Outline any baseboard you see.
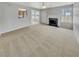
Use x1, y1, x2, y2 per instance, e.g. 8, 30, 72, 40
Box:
1, 24, 33, 35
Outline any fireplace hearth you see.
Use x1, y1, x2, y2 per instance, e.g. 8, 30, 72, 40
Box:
49, 18, 58, 27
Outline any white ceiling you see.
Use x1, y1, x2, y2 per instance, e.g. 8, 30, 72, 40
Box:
13, 2, 74, 9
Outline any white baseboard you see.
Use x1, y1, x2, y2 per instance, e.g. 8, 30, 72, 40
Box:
1, 24, 33, 34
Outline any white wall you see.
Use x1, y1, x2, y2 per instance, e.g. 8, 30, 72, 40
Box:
40, 5, 73, 30
40, 10, 48, 24
0, 3, 6, 34
0, 3, 40, 34
73, 3, 79, 40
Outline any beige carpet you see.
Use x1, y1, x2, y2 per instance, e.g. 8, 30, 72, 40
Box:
0, 24, 79, 57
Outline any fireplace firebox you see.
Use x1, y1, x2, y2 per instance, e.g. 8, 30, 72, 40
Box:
49, 18, 58, 27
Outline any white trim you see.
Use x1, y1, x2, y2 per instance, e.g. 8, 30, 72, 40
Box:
1, 24, 33, 34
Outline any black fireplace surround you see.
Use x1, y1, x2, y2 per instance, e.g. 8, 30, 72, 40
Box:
49, 18, 58, 27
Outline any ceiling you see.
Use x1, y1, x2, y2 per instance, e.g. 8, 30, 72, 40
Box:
13, 2, 74, 9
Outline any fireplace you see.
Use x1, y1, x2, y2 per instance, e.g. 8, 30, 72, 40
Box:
49, 18, 58, 27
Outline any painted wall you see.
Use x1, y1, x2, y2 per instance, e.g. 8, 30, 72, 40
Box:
73, 2, 79, 40
0, 3, 40, 34
0, 3, 6, 34
40, 5, 73, 30
40, 10, 48, 24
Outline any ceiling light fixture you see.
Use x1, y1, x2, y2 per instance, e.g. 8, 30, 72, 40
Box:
42, 2, 46, 9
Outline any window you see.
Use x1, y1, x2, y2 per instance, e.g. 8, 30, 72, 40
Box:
62, 9, 71, 16
31, 10, 40, 19
18, 8, 27, 18
31, 10, 40, 24
65, 11, 71, 16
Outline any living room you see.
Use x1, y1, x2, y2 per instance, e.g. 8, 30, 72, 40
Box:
0, 2, 79, 57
